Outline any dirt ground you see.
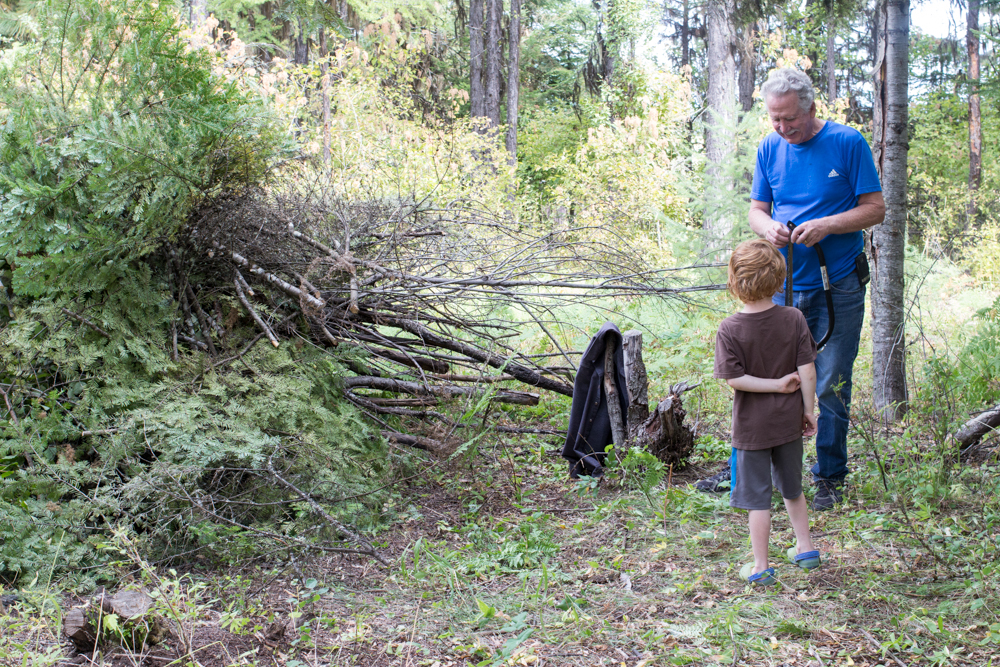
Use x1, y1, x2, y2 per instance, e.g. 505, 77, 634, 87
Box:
4, 430, 999, 667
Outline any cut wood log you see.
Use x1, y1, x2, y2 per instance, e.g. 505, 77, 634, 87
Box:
622, 330, 649, 434
954, 403, 1000, 449
604, 343, 627, 451
345, 376, 539, 405
64, 608, 97, 651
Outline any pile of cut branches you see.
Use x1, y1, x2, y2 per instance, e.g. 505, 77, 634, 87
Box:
173, 178, 718, 453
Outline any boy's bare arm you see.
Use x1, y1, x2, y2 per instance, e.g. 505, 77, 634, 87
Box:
727, 372, 800, 394
797, 363, 816, 412
798, 362, 818, 436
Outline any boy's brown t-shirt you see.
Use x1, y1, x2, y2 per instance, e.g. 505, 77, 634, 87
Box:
713, 305, 817, 450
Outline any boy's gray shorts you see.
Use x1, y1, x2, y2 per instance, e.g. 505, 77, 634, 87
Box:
730, 437, 803, 510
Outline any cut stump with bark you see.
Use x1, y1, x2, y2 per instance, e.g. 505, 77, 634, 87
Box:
64, 589, 166, 652
618, 330, 697, 468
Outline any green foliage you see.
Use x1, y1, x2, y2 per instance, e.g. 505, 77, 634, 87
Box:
0, 294, 389, 582
0, 0, 391, 585
611, 446, 666, 508
924, 295, 1000, 411
0, 0, 286, 298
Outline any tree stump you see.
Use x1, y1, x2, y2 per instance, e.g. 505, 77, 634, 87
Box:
64, 588, 166, 652
620, 330, 696, 468
64, 608, 98, 651
623, 330, 649, 432
604, 343, 627, 451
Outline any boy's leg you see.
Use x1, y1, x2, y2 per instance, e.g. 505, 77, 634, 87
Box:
782, 493, 814, 555
748, 510, 771, 574
731, 448, 774, 575
771, 437, 815, 554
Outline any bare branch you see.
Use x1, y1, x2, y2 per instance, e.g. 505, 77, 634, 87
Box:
234, 275, 279, 348
61, 307, 111, 339
265, 448, 390, 566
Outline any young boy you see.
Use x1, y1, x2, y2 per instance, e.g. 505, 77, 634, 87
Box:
714, 239, 822, 586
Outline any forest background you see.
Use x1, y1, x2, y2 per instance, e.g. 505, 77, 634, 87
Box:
3, 0, 1000, 665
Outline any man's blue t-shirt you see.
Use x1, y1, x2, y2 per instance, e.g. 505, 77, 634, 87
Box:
751, 121, 882, 290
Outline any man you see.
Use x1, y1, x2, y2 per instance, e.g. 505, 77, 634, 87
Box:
752, 67, 884, 509
696, 68, 884, 510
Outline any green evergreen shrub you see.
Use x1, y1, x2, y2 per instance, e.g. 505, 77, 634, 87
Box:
0, 0, 392, 586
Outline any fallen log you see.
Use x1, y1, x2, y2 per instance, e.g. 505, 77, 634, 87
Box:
430, 373, 516, 383
382, 431, 444, 452
357, 313, 574, 396
345, 376, 539, 405
954, 403, 1000, 449
366, 396, 439, 407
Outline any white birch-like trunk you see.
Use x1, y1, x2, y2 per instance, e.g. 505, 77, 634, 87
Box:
704, 0, 737, 249
871, 0, 909, 422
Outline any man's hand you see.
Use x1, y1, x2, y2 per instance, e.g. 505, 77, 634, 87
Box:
764, 220, 791, 248
776, 371, 801, 394
802, 412, 818, 437
789, 219, 831, 248
749, 200, 790, 247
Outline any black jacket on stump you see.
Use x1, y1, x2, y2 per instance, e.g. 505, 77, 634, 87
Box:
562, 322, 629, 478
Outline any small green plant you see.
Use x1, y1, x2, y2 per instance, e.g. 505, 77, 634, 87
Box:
612, 446, 668, 508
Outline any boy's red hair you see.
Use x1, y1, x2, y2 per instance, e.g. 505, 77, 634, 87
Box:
727, 239, 786, 303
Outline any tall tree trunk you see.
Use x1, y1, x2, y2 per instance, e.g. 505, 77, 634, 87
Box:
485, 0, 503, 127
469, 0, 485, 119
293, 18, 309, 65
871, 0, 909, 422
967, 0, 982, 229
737, 22, 756, 113
681, 0, 691, 68
506, 0, 521, 162
704, 0, 737, 247
593, 0, 614, 92
826, 15, 837, 102
320, 28, 330, 164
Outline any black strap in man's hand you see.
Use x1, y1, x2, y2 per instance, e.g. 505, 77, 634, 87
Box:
784, 221, 835, 351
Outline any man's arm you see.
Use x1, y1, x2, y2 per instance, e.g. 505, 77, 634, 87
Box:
748, 191, 885, 249
727, 372, 800, 394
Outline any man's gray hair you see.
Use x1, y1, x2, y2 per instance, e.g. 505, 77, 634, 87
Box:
761, 68, 815, 112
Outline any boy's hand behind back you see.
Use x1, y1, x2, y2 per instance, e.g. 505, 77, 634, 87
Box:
802, 413, 818, 437
776, 372, 801, 394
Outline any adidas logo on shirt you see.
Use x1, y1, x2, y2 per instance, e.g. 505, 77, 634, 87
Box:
828, 169, 840, 178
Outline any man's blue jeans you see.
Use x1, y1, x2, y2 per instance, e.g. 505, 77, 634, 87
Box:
772, 271, 867, 483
